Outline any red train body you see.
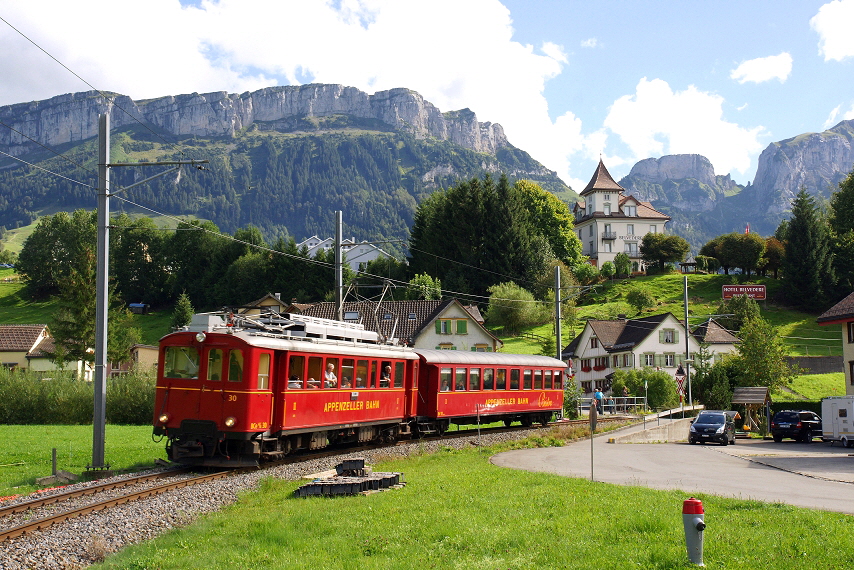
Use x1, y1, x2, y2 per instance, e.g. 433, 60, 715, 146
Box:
153, 312, 566, 466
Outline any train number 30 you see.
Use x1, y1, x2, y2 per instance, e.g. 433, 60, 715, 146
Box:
227, 395, 237, 402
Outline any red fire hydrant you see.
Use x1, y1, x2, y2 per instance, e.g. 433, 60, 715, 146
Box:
682, 498, 705, 566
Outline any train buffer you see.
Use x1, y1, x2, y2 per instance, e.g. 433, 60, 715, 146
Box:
294, 458, 405, 497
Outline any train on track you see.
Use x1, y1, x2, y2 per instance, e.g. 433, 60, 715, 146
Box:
153, 310, 567, 466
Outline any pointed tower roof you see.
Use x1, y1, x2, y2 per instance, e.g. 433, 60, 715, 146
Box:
580, 159, 624, 196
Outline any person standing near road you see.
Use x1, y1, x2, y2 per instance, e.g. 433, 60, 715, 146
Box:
594, 388, 604, 413
622, 385, 629, 412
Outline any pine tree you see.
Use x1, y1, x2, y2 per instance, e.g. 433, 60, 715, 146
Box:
171, 292, 195, 330
782, 188, 834, 310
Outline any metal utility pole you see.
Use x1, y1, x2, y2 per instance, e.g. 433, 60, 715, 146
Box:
335, 210, 343, 321
684, 275, 692, 405
555, 266, 562, 361
90, 112, 207, 471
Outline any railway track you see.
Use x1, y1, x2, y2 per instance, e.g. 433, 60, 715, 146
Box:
0, 420, 628, 543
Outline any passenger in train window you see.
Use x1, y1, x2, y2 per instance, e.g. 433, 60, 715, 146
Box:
307, 377, 320, 389
380, 364, 391, 387
325, 362, 337, 387
288, 375, 301, 389
342, 376, 352, 388
440, 378, 450, 391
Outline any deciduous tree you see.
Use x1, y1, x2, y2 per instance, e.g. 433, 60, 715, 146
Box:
640, 233, 690, 272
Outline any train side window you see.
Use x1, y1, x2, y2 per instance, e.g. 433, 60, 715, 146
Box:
354, 360, 368, 389
228, 350, 244, 383
325, 358, 340, 388
483, 368, 494, 390
207, 349, 223, 381
554, 370, 563, 389
307, 356, 323, 389
164, 346, 199, 379
470, 368, 481, 390
545, 370, 553, 389
496, 369, 506, 390
369, 361, 378, 388
440, 368, 452, 391
455, 368, 466, 391
394, 362, 404, 388
534, 370, 542, 390
257, 353, 270, 390
379, 361, 391, 388
340, 359, 354, 389
510, 369, 520, 390
523, 370, 532, 389
288, 355, 305, 388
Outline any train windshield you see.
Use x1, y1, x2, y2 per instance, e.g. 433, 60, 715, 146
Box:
163, 346, 200, 379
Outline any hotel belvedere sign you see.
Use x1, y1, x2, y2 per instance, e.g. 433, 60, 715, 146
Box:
722, 284, 766, 300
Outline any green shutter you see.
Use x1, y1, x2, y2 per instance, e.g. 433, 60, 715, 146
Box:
655, 354, 664, 368
673, 330, 679, 343
659, 330, 665, 343
451, 345, 457, 350
457, 320, 467, 334
435, 321, 442, 334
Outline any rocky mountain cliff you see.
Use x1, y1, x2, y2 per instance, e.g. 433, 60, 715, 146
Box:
0, 84, 510, 157
0, 85, 569, 249
618, 120, 854, 250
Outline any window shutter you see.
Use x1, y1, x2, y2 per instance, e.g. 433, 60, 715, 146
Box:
435, 321, 442, 334
659, 330, 665, 343
451, 345, 457, 350
673, 330, 679, 343
457, 320, 467, 334
655, 354, 664, 368
471, 347, 476, 351
676, 354, 684, 366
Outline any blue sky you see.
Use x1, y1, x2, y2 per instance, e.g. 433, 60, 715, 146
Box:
1, 0, 852, 191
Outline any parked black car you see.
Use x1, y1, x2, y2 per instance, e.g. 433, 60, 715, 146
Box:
689, 410, 736, 446
770, 410, 822, 443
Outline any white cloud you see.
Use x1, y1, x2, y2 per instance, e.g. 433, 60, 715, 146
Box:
581, 38, 599, 48
602, 78, 766, 177
730, 53, 793, 84
823, 102, 854, 129
811, 0, 854, 61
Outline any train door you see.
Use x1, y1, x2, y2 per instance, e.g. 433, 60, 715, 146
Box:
405, 358, 420, 419
199, 346, 227, 421
272, 352, 289, 430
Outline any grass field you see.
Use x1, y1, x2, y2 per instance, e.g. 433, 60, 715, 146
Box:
0, 425, 166, 498
773, 372, 846, 402
96, 438, 854, 569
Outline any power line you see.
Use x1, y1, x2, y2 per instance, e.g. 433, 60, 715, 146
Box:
0, 149, 93, 188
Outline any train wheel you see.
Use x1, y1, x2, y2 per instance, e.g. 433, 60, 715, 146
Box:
521, 416, 533, 428
504, 419, 513, 427
539, 415, 550, 427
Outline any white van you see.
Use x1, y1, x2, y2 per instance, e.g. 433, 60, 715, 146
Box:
821, 396, 854, 447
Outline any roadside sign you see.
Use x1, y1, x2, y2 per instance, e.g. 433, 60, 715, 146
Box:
722, 284, 766, 300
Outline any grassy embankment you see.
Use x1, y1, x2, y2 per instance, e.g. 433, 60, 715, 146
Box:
96, 438, 854, 569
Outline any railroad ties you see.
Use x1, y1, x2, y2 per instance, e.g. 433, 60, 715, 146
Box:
293, 458, 405, 498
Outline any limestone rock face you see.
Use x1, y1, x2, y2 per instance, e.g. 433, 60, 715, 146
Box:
627, 154, 717, 187
752, 120, 854, 215
0, 84, 510, 156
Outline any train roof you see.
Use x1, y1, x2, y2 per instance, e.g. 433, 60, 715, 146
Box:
414, 349, 567, 368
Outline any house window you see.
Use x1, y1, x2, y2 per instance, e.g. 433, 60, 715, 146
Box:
344, 311, 360, 320
604, 203, 611, 215
650, 225, 657, 234
850, 361, 854, 385
604, 194, 611, 201
437, 343, 454, 350
661, 329, 678, 344
383, 313, 393, 320
588, 226, 594, 237
590, 337, 598, 349
626, 243, 638, 254
627, 224, 634, 235
644, 354, 655, 367
603, 242, 612, 253
665, 354, 675, 367
625, 205, 637, 216
408, 313, 417, 320
848, 322, 854, 343
623, 354, 632, 367
589, 241, 594, 252
435, 320, 452, 334
581, 381, 592, 393
456, 320, 467, 334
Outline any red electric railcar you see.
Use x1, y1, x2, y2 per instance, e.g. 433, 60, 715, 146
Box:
153, 311, 566, 466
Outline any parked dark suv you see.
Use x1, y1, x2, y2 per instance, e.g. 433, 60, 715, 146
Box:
688, 410, 736, 446
771, 410, 822, 443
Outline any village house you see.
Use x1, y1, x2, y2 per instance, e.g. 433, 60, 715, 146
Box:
296, 236, 392, 272
573, 160, 671, 272
562, 313, 738, 397
817, 291, 854, 395
0, 324, 92, 380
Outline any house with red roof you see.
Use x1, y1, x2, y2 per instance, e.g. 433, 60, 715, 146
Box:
0, 324, 92, 380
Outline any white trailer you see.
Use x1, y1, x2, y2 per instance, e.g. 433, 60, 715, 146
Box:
821, 396, 854, 447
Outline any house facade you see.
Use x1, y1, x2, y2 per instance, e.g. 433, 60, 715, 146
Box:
817, 292, 854, 395
0, 324, 92, 380
563, 313, 737, 397
288, 299, 502, 351
573, 160, 671, 271
296, 236, 392, 271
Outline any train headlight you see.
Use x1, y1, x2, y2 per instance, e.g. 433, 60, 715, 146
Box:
195, 332, 206, 343
224, 416, 236, 427
158, 413, 170, 424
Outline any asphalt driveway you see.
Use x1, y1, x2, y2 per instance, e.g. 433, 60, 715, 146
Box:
491, 432, 854, 514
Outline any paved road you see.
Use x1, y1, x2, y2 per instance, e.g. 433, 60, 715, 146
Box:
492, 430, 854, 514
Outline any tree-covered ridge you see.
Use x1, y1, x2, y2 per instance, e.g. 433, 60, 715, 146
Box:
0, 120, 573, 254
